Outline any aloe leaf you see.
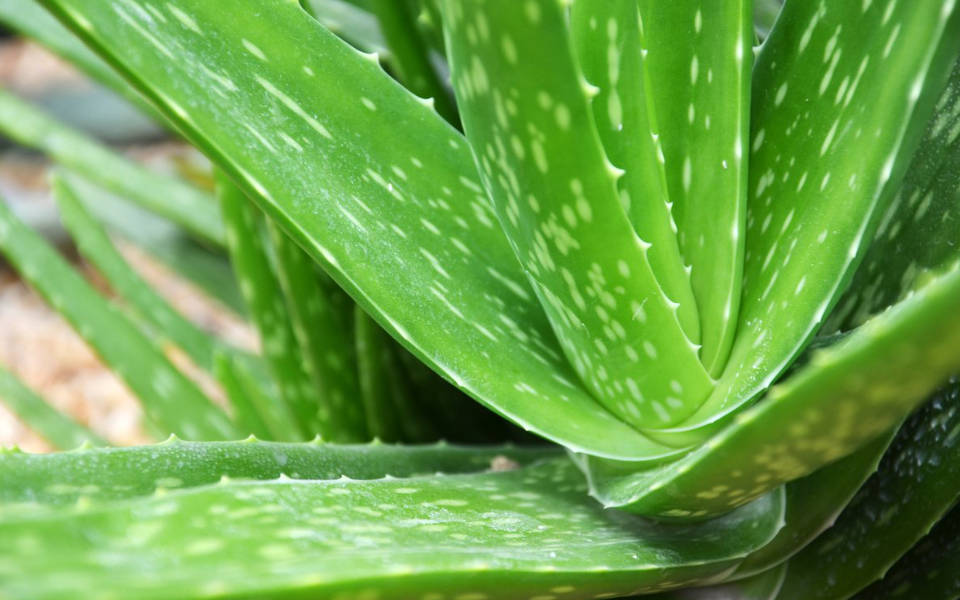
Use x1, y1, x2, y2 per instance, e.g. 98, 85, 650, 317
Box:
775, 381, 960, 599
636, 0, 751, 378
653, 564, 787, 600
63, 174, 246, 314
217, 175, 315, 440
569, 0, 702, 369
579, 263, 960, 517
0, 365, 105, 450
0, 0, 163, 121
441, 0, 712, 430
665, 0, 960, 440
0, 457, 785, 599
829, 56, 960, 332
853, 503, 960, 600
52, 173, 242, 375
39, 0, 677, 460
368, 0, 457, 124
731, 426, 896, 578
0, 439, 557, 509
267, 220, 368, 442
0, 88, 224, 247
0, 198, 237, 441
754, 0, 783, 40
353, 304, 403, 442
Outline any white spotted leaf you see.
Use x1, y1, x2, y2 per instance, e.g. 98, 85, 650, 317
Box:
635, 0, 752, 378
570, 0, 702, 351
38, 0, 680, 459
441, 0, 714, 430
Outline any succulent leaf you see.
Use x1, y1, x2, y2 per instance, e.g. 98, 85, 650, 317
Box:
570, 0, 702, 356
666, 0, 960, 441
267, 219, 368, 442
38, 0, 676, 460
217, 175, 315, 441
0, 196, 237, 441
829, 54, 960, 332
579, 263, 960, 517
852, 502, 960, 600
0, 366, 105, 450
636, 0, 752, 378
0, 454, 785, 599
442, 0, 713, 430
776, 381, 960, 599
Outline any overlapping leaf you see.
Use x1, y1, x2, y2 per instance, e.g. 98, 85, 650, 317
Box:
579, 263, 960, 517
442, 0, 713, 430
0, 198, 236, 440
661, 0, 960, 443
38, 0, 677, 459
637, 0, 752, 378
0, 452, 784, 599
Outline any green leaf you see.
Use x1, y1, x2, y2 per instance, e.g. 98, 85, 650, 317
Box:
52, 173, 242, 375
0, 197, 237, 441
217, 174, 314, 441
0, 0, 162, 121
267, 220, 368, 442
0, 365, 105, 450
0, 439, 557, 509
578, 263, 960, 518
354, 304, 403, 442
0, 88, 225, 247
776, 382, 960, 599
442, 0, 713, 429
662, 0, 960, 442
0, 455, 785, 599
63, 174, 245, 314
829, 55, 960, 332
368, 0, 457, 124
651, 563, 787, 600
39, 0, 676, 460
853, 503, 960, 600
569, 0, 702, 365
731, 426, 896, 578
636, 0, 752, 378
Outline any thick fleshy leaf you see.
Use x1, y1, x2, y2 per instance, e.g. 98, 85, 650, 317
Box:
52, 173, 242, 374
217, 175, 313, 441
637, 0, 751, 378
368, 0, 457, 123
0, 366, 105, 450
0, 88, 224, 247
578, 263, 960, 517
569, 0, 701, 356
354, 304, 404, 442
663, 0, 960, 441
828, 55, 960, 332
442, 0, 713, 429
853, 503, 960, 600
653, 564, 787, 600
0, 198, 237, 441
213, 354, 274, 440
39, 0, 676, 460
0, 456, 785, 599
267, 220, 368, 442
776, 382, 960, 599
731, 427, 896, 577
0, 439, 557, 509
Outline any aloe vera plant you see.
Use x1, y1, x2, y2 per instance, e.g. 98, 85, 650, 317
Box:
0, 0, 960, 597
